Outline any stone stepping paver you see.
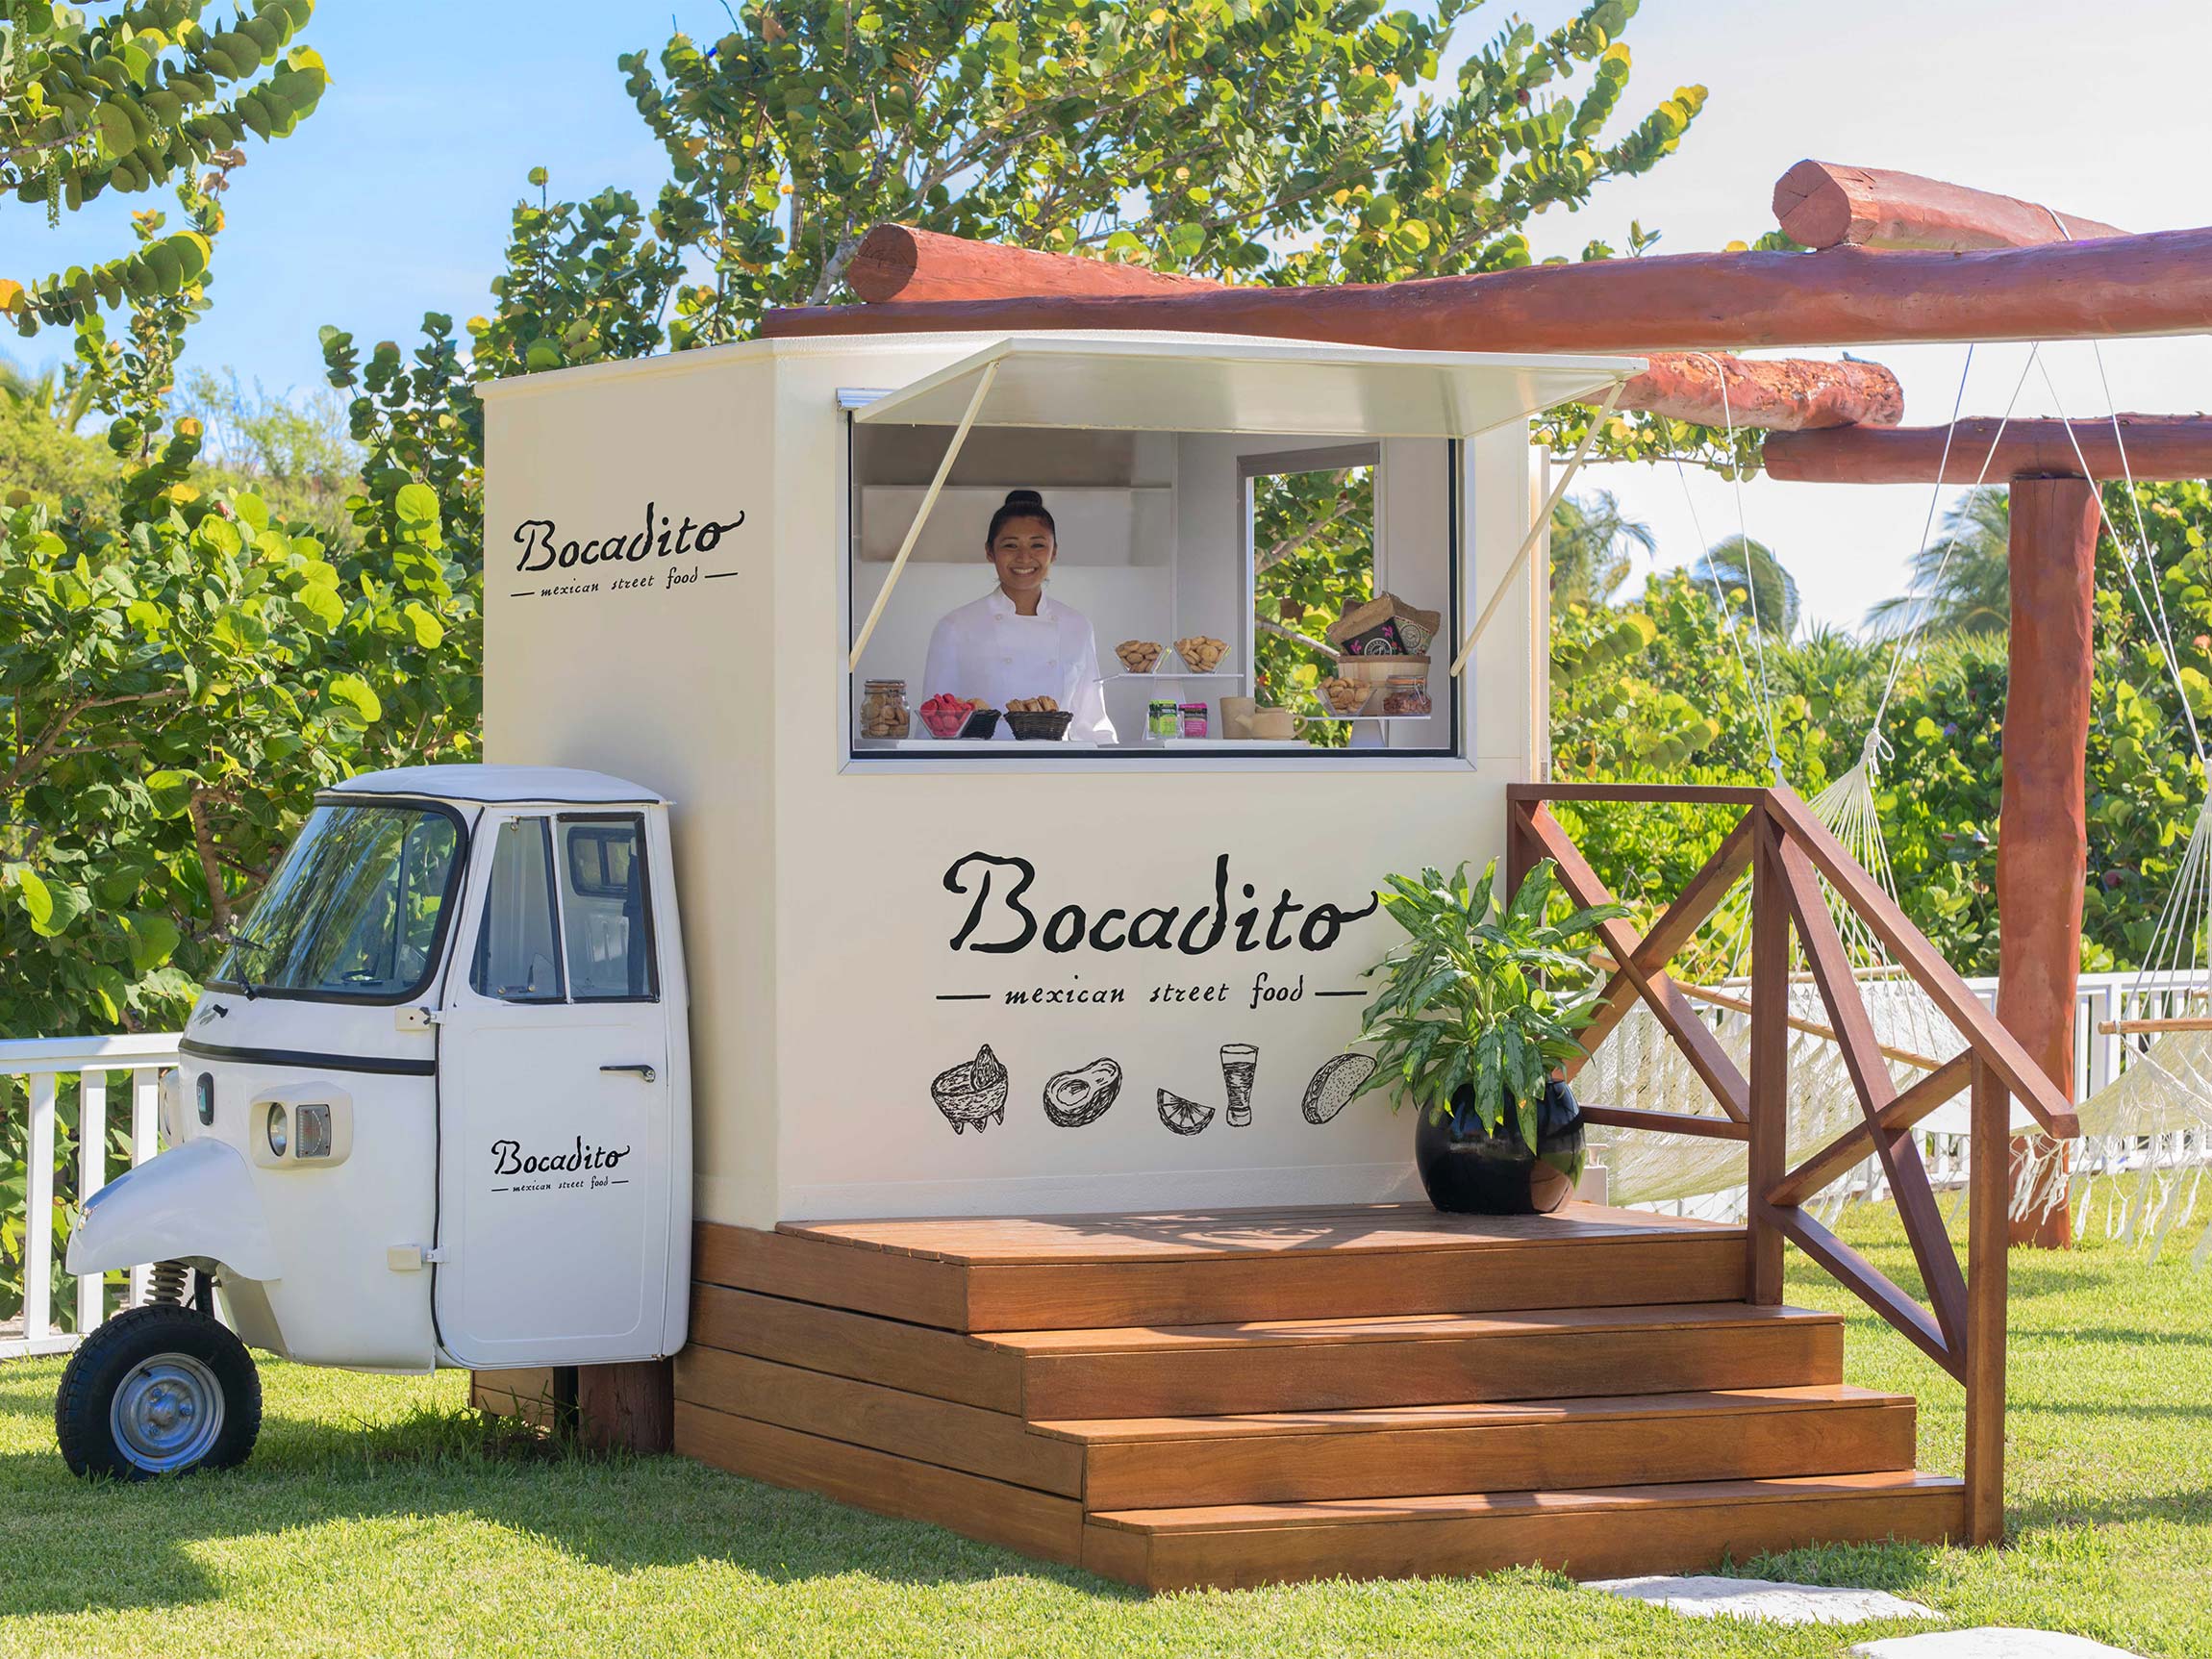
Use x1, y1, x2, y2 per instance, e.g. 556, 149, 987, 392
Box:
1587, 1574, 1945, 1625
1853, 1630, 2146, 1659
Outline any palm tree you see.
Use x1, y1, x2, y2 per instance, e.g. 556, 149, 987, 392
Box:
1549, 489, 1656, 608
0, 353, 94, 433
1864, 489, 2010, 639
1690, 535, 1799, 637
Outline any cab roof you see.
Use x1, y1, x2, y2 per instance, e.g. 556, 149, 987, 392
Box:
328, 765, 666, 806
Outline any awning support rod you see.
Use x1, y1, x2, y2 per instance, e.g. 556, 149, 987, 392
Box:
1450, 377, 1628, 678
847, 359, 1002, 671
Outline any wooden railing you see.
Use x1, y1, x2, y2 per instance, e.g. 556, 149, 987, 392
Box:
1507, 783, 2079, 1546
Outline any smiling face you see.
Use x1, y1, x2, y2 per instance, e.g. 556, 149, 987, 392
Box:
988, 515, 1056, 600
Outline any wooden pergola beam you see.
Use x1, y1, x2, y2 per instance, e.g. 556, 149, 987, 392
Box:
1772, 161, 2126, 252
1627, 353, 1899, 431
836, 227, 1903, 430
847, 223, 1221, 304
767, 225, 2212, 353
1763, 416, 2212, 484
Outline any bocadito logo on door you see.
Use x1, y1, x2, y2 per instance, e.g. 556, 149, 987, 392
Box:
507, 499, 745, 602
489, 1136, 632, 1195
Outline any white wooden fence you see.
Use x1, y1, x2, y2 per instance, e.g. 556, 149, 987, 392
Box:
3, 1034, 179, 1362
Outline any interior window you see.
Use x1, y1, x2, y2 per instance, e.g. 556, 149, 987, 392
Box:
471, 817, 564, 1002
843, 421, 1451, 759
560, 817, 657, 1000
1251, 458, 1376, 751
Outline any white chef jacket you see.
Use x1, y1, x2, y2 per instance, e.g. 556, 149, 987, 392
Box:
920, 587, 1117, 742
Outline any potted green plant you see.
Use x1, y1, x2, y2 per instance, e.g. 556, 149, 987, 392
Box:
1353, 857, 1624, 1215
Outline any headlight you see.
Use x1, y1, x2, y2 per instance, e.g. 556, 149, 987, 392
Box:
265, 1102, 288, 1159
295, 1103, 332, 1159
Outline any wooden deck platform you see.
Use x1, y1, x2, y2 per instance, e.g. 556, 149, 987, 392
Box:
673, 1202, 1964, 1590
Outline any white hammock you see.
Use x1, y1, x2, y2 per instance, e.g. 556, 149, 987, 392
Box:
1587, 348, 2015, 1218
1587, 760, 1966, 1219
2070, 797, 2212, 1266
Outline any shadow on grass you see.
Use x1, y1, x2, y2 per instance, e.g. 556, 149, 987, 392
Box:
2008, 1488, 2212, 1530
0, 1386, 1132, 1619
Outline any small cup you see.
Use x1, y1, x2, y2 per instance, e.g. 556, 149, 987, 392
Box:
1219, 696, 1257, 740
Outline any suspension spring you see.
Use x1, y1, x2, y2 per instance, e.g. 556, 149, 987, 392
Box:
147, 1260, 191, 1306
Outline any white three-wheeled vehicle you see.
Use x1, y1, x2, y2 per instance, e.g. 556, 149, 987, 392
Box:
57, 765, 691, 1477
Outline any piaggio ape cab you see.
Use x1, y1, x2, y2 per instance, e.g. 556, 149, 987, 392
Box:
57, 766, 691, 1477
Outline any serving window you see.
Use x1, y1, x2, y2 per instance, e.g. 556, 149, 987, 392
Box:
842, 418, 1462, 763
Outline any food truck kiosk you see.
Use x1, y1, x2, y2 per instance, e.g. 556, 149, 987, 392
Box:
59, 330, 1637, 1478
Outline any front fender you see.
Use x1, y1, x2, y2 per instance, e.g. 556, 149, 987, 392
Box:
65, 1139, 281, 1282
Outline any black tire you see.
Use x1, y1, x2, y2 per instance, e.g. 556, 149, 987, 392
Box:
54, 1303, 262, 1481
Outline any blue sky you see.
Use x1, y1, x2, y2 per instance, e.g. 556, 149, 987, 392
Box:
13, 0, 2212, 630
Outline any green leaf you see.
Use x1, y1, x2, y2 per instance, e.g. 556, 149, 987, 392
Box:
402, 600, 445, 647
324, 673, 382, 724
394, 482, 440, 529
195, 515, 242, 558
123, 911, 182, 973
144, 769, 198, 818
292, 582, 343, 630
8, 864, 56, 933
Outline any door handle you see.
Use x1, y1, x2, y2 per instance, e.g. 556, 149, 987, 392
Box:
601, 1063, 658, 1083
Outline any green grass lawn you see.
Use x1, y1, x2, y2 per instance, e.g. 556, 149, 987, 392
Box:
2, 1207, 2208, 1659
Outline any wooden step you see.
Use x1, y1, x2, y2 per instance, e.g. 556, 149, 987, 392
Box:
1080, 1471, 1970, 1592
1042, 1385, 1919, 1510
677, 1345, 1915, 1508
699, 1202, 1747, 1331
690, 1286, 1844, 1419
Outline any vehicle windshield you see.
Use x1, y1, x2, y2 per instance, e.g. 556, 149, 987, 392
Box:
212, 801, 464, 1001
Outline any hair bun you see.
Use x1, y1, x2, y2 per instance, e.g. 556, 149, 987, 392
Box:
1002, 489, 1044, 508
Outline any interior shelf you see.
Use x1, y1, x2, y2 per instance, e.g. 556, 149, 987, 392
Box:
1108, 670, 1243, 682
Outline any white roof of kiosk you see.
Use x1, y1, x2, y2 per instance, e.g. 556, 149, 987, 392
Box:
849, 332, 1645, 439
329, 765, 666, 806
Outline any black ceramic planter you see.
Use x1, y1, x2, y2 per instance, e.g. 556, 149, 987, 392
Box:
1415, 1077, 1587, 1216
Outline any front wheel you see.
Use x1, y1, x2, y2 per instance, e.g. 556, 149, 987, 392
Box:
55, 1303, 262, 1480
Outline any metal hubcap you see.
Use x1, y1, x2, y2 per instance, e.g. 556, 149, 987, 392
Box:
111, 1352, 224, 1472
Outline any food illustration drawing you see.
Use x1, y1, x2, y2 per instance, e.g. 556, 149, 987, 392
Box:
1043, 1058, 1122, 1127
1156, 1089, 1216, 1136
1220, 1044, 1257, 1127
1301, 1053, 1377, 1124
931, 1043, 1009, 1133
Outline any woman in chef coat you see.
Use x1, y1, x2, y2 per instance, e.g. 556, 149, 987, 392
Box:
920, 489, 1117, 742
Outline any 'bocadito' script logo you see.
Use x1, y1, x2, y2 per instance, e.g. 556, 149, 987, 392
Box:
490, 1136, 631, 1176
513, 499, 743, 573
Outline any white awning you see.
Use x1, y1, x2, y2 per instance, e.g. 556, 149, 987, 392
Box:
851, 332, 1644, 440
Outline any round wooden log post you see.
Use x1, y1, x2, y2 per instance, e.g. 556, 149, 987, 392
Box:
1996, 478, 2099, 1248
